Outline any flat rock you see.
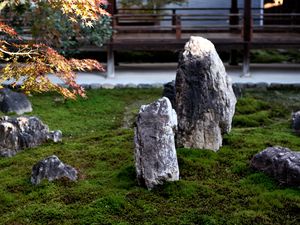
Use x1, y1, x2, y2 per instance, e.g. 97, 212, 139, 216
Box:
251, 146, 300, 187
0, 116, 62, 157
134, 97, 179, 190
176, 36, 236, 151
31, 155, 78, 185
0, 88, 32, 115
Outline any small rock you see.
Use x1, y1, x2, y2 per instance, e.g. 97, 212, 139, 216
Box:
232, 83, 243, 99
126, 83, 137, 88
292, 111, 300, 135
152, 83, 163, 88
0, 88, 32, 115
31, 155, 78, 185
115, 84, 125, 89
0, 116, 62, 157
102, 83, 115, 89
134, 97, 179, 190
251, 146, 300, 187
90, 83, 102, 89
137, 84, 152, 89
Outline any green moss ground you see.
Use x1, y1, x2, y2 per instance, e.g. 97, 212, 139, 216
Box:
0, 88, 300, 225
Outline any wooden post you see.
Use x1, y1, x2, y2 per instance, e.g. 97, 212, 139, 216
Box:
242, 0, 252, 77
107, 44, 115, 78
229, 0, 239, 65
175, 15, 181, 40
172, 9, 176, 31
107, 0, 117, 78
230, 0, 239, 31
107, 0, 117, 15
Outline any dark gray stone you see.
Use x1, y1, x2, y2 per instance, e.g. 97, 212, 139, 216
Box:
176, 36, 236, 151
31, 155, 78, 185
0, 88, 32, 115
0, 116, 62, 157
292, 111, 300, 135
134, 97, 179, 190
162, 80, 176, 108
251, 146, 300, 187
232, 83, 243, 99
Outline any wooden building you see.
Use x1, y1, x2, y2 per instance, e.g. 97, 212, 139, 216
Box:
106, 0, 300, 77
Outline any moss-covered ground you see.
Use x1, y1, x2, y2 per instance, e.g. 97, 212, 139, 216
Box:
0, 88, 300, 225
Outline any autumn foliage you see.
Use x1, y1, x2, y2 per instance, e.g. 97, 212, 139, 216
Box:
0, 0, 110, 98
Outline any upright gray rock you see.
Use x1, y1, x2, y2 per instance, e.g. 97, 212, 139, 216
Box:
0, 116, 62, 157
176, 36, 236, 151
0, 88, 32, 115
251, 146, 300, 187
134, 97, 179, 190
31, 155, 78, 185
292, 111, 300, 135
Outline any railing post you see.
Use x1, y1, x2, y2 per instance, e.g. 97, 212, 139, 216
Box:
172, 9, 176, 31
107, 43, 115, 78
229, 0, 239, 65
242, 0, 252, 77
106, 0, 116, 78
175, 15, 181, 40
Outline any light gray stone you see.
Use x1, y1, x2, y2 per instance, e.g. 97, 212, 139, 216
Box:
101, 83, 115, 89
126, 83, 137, 88
176, 36, 236, 151
0, 88, 32, 115
31, 155, 77, 185
251, 146, 300, 187
134, 97, 179, 190
0, 116, 62, 157
90, 83, 102, 89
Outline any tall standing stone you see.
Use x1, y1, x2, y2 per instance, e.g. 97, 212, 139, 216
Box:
134, 97, 179, 190
176, 36, 236, 151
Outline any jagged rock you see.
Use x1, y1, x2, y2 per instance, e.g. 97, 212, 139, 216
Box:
134, 97, 179, 190
31, 155, 78, 185
0, 88, 32, 115
175, 36, 236, 151
162, 80, 176, 108
292, 111, 300, 135
251, 146, 300, 187
0, 116, 62, 157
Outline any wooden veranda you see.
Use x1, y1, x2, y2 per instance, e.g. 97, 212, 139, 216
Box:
106, 0, 300, 77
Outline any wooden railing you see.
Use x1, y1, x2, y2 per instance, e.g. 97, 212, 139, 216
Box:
112, 7, 300, 38
107, 3, 300, 77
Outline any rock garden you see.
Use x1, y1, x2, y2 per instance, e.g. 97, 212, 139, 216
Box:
0, 37, 299, 225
